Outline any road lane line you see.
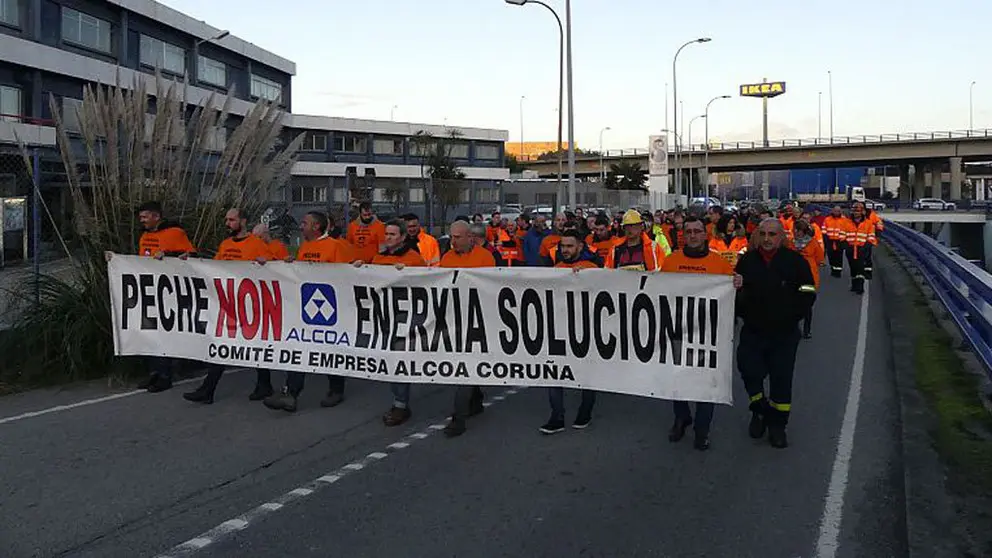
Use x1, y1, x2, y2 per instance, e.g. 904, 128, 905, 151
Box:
0, 369, 249, 426
153, 387, 523, 557
814, 289, 871, 557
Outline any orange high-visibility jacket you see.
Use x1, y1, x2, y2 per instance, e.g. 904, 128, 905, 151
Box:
839, 217, 877, 259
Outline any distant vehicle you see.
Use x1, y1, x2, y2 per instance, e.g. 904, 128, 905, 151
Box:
912, 198, 956, 211
864, 199, 886, 211
500, 203, 523, 213
524, 205, 554, 218
690, 197, 723, 209
795, 186, 866, 204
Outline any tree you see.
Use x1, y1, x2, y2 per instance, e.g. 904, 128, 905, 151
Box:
382, 180, 406, 215
0, 75, 301, 387
410, 129, 466, 230
504, 153, 525, 174
536, 147, 599, 161
604, 161, 648, 191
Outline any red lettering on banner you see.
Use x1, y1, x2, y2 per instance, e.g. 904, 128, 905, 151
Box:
260, 281, 283, 341
237, 279, 261, 339
215, 278, 237, 338
213, 278, 283, 340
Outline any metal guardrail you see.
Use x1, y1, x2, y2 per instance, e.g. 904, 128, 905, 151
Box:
517, 128, 992, 162
884, 221, 992, 380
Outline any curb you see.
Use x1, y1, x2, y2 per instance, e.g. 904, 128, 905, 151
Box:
877, 245, 961, 558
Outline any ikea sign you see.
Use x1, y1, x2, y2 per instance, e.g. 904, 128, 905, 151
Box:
739, 82, 786, 98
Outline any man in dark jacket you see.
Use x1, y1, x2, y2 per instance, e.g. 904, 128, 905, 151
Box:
522, 215, 550, 266
735, 218, 816, 449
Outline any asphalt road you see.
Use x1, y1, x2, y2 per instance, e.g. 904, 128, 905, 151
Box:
0, 270, 906, 558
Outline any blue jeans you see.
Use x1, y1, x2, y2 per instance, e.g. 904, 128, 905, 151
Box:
673, 401, 714, 434
547, 387, 596, 422
391, 383, 411, 408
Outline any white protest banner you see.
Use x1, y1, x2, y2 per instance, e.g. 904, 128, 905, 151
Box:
108, 255, 736, 404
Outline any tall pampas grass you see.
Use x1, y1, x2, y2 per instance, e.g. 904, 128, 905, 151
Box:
0, 74, 302, 389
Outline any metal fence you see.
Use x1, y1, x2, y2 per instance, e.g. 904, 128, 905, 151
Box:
885, 221, 992, 380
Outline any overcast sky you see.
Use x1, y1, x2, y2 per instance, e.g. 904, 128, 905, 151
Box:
161, 0, 988, 151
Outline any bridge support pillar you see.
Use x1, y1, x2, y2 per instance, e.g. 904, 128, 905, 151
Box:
927, 165, 943, 199
950, 157, 963, 201
913, 164, 926, 199
899, 165, 911, 203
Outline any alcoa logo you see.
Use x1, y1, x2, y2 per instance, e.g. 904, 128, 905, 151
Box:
301, 283, 338, 326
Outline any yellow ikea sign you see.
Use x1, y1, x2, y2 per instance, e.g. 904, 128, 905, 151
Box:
739, 82, 786, 98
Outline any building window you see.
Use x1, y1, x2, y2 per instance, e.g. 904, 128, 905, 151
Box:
61, 7, 112, 53
61, 97, 83, 132
143, 113, 185, 145
250, 74, 282, 103
409, 189, 425, 203
410, 140, 436, 157
0, 85, 21, 122
476, 144, 500, 159
373, 138, 403, 155
302, 132, 327, 152
333, 135, 367, 154
197, 56, 226, 87
477, 188, 499, 203
0, 0, 20, 28
448, 143, 469, 159
140, 35, 186, 75
292, 185, 327, 204
205, 127, 227, 152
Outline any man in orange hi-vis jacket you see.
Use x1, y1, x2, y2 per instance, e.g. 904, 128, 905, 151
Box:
183, 208, 274, 405
135, 200, 196, 393
822, 205, 848, 278
404, 213, 440, 266
347, 201, 386, 264
662, 216, 741, 451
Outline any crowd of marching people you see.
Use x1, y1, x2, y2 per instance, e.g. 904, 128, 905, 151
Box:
130, 195, 882, 451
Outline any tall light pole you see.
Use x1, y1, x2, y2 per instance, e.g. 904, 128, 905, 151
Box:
703, 94, 730, 196
828, 70, 834, 140
391, 105, 398, 121
504, 0, 565, 197
970, 80, 977, 130
688, 114, 706, 199
598, 126, 611, 181
672, 37, 712, 198
519, 95, 526, 161
564, 0, 576, 209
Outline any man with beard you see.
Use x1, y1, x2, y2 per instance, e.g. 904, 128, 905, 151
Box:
263, 211, 355, 412
346, 201, 385, 264
135, 200, 196, 393
183, 208, 274, 404
586, 214, 621, 262
404, 213, 440, 267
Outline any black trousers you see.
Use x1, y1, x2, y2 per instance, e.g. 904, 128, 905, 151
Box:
146, 356, 174, 380
826, 240, 846, 277
200, 366, 272, 395
846, 243, 872, 294
802, 306, 813, 337
737, 327, 801, 427
284, 372, 346, 397
452, 386, 485, 423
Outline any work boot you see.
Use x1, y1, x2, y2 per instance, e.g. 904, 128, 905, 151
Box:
572, 412, 592, 430
320, 391, 345, 408
147, 376, 173, 393
668, 417, 692, 442
768, 425, 789, 449
693, 431, 710, 451
249, 384, 273, 401
539, 418, 565, 435
830, 269, 841, 278
182, 387, 214, 404
443, 419, 466, 438
382, 406, 411, 427
748, 411, 766, 439
263, 389, 297, 413
137, 375, 156, 390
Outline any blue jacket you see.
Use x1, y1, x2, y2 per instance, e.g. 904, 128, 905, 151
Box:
522, 228, 550, 266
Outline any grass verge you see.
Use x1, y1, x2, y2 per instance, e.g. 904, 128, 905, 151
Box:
906, 280, 992, 494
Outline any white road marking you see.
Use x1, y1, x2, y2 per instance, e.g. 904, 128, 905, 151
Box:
814, 289, 870, 557
0, 369, 249, 426
154, 387, 523, 557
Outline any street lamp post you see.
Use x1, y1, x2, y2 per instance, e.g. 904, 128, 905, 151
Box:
564, 0, 576, 209
598, 126, 611, 182
391, 105, 398, 121
970, 80, 977, 130
703, 94, 730, 197
672, 37, 711, 199
688, 114, 706, 199
193, 30, 230, 86
505, 0, 565, 201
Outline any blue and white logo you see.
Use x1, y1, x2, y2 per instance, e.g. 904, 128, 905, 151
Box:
301, 283, 338, 326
